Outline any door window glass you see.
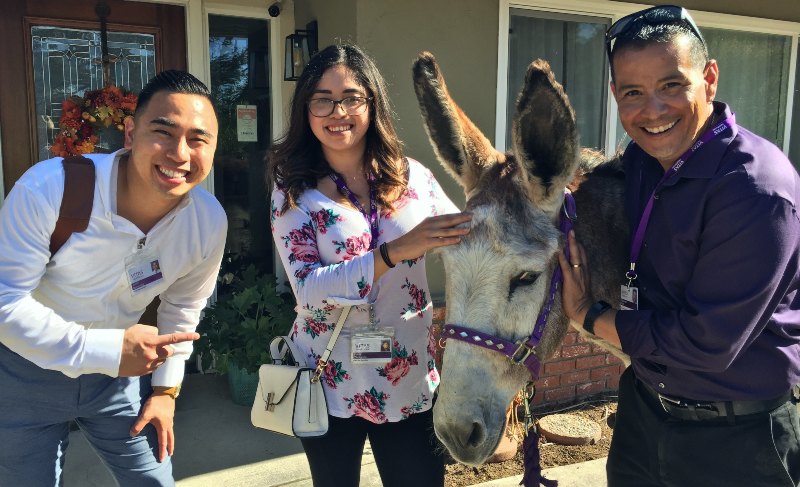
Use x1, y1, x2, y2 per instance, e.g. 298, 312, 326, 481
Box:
209, 15, 273, 272
31, 26, 155, 160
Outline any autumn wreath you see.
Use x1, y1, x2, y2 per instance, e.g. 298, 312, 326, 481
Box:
50, 84, 137, 157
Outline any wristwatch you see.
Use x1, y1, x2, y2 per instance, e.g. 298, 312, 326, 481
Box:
583, 301, 612, 335
152, 384, 181, 399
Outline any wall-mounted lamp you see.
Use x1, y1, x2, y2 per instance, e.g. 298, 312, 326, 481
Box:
284, 20, 318, 81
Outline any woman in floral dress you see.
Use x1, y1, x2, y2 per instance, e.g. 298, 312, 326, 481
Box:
267, 44, 471, 487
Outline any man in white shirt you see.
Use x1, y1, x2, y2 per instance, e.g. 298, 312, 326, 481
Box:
0, 70, 227, 486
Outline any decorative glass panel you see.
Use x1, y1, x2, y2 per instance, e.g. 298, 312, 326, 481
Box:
508, 9, 610, 151
31, 26, 156, 160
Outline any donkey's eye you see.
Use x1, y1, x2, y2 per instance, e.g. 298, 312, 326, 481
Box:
517, 271, 539, 284
509, 271, 540, 299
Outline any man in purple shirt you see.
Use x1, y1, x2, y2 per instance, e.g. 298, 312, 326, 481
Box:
559, 5, 800, 486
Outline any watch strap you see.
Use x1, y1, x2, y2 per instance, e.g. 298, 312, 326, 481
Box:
583, 300, 612, 335
152, 384, 181, 399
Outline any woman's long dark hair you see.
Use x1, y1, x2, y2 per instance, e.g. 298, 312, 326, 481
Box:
267, 44, 407, 212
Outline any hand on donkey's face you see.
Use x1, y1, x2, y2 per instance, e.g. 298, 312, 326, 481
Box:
387, 212, 472, 263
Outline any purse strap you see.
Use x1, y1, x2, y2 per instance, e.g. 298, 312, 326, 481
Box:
312, 305, 352, 382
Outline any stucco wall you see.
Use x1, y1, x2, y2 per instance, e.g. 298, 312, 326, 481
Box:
358, 0, 498, 302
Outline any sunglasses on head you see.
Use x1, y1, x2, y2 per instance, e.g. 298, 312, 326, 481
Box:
605, 5, 706, 60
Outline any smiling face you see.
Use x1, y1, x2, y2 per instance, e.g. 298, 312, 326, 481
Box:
122, 91, 217, 209
611, 37, 718, 170
307, 65, 371, 165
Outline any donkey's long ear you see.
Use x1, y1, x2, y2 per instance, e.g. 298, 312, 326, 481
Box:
413, 52, 503, 193
512, 59, 579, 215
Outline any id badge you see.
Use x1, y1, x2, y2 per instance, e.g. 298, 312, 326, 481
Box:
124, 248, 164, 294
620, 285, 639, 310
351, 326, 394, 364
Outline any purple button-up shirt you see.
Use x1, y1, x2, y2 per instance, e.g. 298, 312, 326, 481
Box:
615, 102, 800, 401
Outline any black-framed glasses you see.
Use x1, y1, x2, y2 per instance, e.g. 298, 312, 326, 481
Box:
605, 5, 706, 60
307, 96, 372, 117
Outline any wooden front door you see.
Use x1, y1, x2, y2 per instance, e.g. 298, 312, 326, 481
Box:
0, 0, 187, 195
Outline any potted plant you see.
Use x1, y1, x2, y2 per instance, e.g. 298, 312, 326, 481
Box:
196, 255, 295, 406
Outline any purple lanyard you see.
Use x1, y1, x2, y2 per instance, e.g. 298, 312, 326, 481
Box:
627, 114, 735, 285
329, 172, 380, 250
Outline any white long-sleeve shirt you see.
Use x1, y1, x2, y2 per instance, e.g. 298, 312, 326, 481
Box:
0, 150, 227, 387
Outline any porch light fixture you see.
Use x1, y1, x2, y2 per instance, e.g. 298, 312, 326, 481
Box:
284, 20, 318, 81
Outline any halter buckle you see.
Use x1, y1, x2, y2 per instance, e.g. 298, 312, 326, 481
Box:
510, 342, 535, 365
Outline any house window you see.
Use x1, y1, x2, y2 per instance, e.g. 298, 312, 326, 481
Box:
507, 9, 609, 151
705, 28, 792, 148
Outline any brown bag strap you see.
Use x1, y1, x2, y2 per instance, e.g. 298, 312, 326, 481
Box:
49, 155, 95, 256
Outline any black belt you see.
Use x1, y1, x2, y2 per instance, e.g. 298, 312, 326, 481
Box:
636, 378, 792, 421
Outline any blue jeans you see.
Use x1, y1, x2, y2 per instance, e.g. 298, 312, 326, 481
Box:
0, 343, 174, 487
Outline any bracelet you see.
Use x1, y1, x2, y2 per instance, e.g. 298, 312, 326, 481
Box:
379, 242, 395, 268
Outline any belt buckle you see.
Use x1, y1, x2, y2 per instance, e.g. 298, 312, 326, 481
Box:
657, 393, 685, 412
658, 393, 720, 419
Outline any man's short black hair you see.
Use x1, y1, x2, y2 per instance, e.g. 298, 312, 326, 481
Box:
135, 70, 215, 117
609, 23, 709, 82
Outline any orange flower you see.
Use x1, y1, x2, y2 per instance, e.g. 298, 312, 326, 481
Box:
50, 85, 137, 157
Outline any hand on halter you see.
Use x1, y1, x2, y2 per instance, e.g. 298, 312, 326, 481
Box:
385, 212, 472, 263
557, 230, 594, 326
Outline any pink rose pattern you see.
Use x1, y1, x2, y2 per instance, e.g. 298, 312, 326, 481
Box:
357, 277, 371, 298
377, 340, 418, 385
272, 160, 454, 424
281, 222, 318, 286
270, 200, 280, 232
425, 360, 440, 390
300, 304, 334, 338
344, 387, 390, 424
383, 187, 419, 218
310, 208, 342, 234
401, 277, 428, 318
333, 232, 371, 260
400, 394, 430, 419
323, 359, 351, 389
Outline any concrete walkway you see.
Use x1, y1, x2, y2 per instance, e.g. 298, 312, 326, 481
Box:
63, 373, 606, 486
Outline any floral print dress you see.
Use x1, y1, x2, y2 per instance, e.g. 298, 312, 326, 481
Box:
271, 159, 458, 424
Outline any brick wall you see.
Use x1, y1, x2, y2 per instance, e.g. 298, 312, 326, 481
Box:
432, 306, 623, 411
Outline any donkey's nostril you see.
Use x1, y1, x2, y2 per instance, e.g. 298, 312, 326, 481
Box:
466, 422, 485, 447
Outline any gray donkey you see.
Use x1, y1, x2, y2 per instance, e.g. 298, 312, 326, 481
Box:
412, 52, 629, 465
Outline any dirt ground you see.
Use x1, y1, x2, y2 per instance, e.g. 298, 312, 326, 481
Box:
444, 400, 617, 487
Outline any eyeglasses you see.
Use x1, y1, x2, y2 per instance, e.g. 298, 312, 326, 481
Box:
307, 96, 372, 117
605, 5, 706, 60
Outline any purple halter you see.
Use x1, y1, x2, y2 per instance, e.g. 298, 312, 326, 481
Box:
442, 191, 577, 379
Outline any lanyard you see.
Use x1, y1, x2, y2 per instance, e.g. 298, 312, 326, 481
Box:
328, 172, 380, 250
626, 114, 735, 285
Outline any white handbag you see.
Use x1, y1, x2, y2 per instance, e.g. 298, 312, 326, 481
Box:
250, 305, 352, 437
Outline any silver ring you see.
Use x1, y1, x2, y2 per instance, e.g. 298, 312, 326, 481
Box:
572, 263, 582, 268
